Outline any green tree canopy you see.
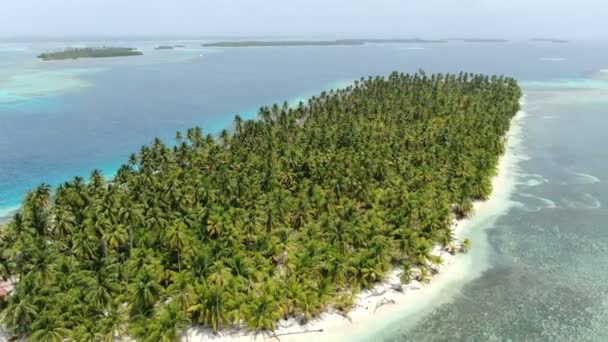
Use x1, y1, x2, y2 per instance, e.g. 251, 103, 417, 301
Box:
0, 71, 521, 339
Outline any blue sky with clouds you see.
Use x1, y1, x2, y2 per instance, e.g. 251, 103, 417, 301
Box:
1, 0, 605, 38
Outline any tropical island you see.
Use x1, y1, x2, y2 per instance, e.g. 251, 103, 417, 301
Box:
37, 47, 143, 61
155, 45, 186, 50
0, 72, 521, 341
202, 39, 447, 47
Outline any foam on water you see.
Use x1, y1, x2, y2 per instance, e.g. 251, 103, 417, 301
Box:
518, 173, 549, 187
518, 193, 558, 212
572, 172, 600, 184
562, 193, 601, 209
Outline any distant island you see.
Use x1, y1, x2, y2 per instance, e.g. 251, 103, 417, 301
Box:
0, 71, 521, 341
155, 45, 186, 50
362, 38, 447, 44
531, 38, 569, 43
37, 47, 143, 61
202, 39, 447, 47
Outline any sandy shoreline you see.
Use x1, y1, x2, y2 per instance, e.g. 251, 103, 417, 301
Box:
187, 107, 525, 342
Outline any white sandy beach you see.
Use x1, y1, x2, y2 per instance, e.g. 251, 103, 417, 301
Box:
187, 107, 526, 342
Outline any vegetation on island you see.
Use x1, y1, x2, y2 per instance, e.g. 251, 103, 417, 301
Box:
0, 72, 521, 341
37, 47, 143, 61
155, 45, 185, 50
202, 39, 446, 47
362, 38, 447, 44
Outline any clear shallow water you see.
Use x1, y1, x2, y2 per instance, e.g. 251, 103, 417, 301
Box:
2, 40, 608, 340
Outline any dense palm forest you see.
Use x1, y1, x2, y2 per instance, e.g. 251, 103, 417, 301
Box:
0, 72, 521, 341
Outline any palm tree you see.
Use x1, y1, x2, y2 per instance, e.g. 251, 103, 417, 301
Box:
243, 291, 280, 332
168, 273, 196, 312
400, 262, 413, 284
85, 268, 119, 310
129, 267, 163, 315
144, 303, 189, 342
207, 262, 232, 332
24, 184, 52, 236
118, 204, 144, 256
103, 223, 128, 252
206, 208, 224, 238
233, 114, 244, 136
2, 295, 38, 336
436, 228, 455, 256
98, 304, 127, 342
71, 230, 98, 261
188, 284, 229, 334
29, 245, 57, 286
89, 169, 105, 193
50, 206, 75, 241
165, 220, 191, 272
29, 316, 69, 342
460, 238, 472, 253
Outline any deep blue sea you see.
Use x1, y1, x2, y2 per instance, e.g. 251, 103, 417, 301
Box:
2, 39, 608, 340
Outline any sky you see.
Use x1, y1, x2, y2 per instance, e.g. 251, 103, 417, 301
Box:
0, 0, 605, 39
